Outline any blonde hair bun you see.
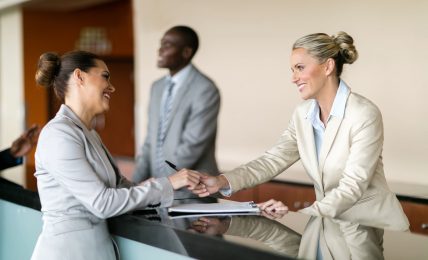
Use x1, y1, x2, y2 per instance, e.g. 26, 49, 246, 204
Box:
332, 31, 358, 64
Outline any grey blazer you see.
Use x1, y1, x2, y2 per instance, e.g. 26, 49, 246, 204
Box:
32, 105, 174, 260
133, 65, 220, 198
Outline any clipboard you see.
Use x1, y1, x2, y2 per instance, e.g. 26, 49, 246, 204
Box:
168, 201, 260, 215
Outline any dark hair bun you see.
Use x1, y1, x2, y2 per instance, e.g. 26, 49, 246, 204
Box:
35, 52, 60, 88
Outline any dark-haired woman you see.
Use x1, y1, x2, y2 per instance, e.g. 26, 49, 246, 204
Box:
31, 51, 201, 260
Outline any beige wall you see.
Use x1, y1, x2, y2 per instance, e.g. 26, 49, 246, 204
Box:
133, 0, 428, 185
0, 6, 25, 185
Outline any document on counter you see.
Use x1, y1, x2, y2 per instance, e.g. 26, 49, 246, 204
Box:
168, 211, 260, 219
168, 201, 260, 215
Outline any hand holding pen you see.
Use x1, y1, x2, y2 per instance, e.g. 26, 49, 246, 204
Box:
165, 160, 180, 171
165, 160, 201, 190
165, 161, 230, 196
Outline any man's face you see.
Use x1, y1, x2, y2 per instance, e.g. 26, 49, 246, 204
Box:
157, 30, 187, 71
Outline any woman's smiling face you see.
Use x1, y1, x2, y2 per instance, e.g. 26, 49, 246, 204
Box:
81, 59, 115, 115
290, 48, 328, 101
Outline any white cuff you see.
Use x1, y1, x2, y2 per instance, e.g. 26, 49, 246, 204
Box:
219, 174, 233, 197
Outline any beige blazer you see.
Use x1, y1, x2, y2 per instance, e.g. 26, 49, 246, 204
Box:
298, 216, 384, 260
226, 215, 301, 257
224, 90, 409, 231
32, 105, 174, 260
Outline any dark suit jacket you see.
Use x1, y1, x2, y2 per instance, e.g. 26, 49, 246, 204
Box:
0, 148, 22, 171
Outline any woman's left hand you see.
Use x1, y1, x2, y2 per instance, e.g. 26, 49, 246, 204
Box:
257, 199, 288, 219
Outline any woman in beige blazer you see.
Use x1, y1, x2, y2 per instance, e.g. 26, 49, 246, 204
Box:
190, 32, 409, 231
31, 51, 201, 260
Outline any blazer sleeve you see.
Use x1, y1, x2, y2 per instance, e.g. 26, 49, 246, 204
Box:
0, 148, 22, 171
223, 115, 300, 192
299, 108, 384, 218
171, 82, 220, 169
39, 124, 174, 219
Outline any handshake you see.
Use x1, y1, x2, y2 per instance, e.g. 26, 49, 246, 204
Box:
166, 167, 229, 197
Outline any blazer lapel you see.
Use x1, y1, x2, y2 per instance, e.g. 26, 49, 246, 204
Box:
163, 66, 196, 134
301, 111, 323, 187
58, 105, 117, 187
318, 87, 351, 172
318, 116, 343, 172
100, 141, 121, 186
85, 131, 117, 188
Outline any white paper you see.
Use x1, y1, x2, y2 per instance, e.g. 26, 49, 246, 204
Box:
168, 201, 260, 214
168, 212, 260, 219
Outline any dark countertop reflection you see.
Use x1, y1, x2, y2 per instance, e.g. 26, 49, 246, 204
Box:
1, 180, 427, 260
108, 198, 428, 260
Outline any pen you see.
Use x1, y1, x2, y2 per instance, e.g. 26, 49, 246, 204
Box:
165, 160, 180, 171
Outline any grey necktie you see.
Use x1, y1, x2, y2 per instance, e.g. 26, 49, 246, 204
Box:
155, 79, 175, 174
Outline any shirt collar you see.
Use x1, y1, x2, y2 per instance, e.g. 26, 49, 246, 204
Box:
168, 63, 193, 86
306, 79, 350, 120
330, 80, 350, 118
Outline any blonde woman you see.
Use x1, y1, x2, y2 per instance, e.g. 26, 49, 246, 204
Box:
189, 32, 409, 231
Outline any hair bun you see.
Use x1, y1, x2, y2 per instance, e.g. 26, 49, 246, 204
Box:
35, 52, 61, 88
332, 31, 358, 64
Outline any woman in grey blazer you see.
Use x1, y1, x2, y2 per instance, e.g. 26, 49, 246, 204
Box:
31, 51, 201, 260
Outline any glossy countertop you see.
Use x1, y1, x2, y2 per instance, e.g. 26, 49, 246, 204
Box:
1, 178, 427, 259
108, 198, 428, 260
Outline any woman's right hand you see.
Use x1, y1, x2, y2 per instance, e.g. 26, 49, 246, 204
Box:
167, 169, 202, 190
192, 174, 229, 197
170, 169, 230, 196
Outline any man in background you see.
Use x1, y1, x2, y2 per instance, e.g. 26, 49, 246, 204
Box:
133, 26, 220, 198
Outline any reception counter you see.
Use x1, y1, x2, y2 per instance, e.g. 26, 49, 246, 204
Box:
1, 177, 427, 259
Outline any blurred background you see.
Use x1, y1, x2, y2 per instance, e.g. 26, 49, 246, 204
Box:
0, 0, 427, 191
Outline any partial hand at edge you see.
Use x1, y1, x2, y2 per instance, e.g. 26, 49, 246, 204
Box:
10, 124, 40, 158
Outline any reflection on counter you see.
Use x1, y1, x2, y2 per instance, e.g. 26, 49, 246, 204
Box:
190, 215, 301, 258
117, 198, 428, 260
1, 179, 428, 260
176, 214, 383, 259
